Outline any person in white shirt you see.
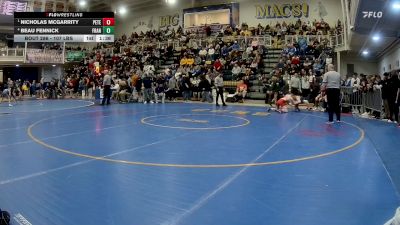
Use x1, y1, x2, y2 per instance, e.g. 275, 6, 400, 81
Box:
143, 62, 155, 77
232, 64, 241, 79
207, 46, 215, 61
322, 64, 341, 123
290, 73, 301, 95
214, 73, 227, 106
246, 45, 253, 55
199, 48, 207, 59
301, 73, 311, 101
101, 73, 112, 105
350, 73, 361, 92
111, 80, 120, 101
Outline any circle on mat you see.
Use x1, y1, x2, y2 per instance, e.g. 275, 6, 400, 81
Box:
27, 112, 365, 168
141, 114, 251, 130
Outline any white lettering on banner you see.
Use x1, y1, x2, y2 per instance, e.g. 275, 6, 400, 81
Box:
0, 0, 27, 15
362, 11, 383, 18
13, 213, 33, 225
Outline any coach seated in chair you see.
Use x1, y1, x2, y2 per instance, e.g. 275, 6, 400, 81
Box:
111, 80, 120, 101
234, 80, 248, 103
118, 79, 130, 103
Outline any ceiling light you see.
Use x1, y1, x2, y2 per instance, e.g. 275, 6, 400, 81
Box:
165, 0, 177, 4
393, 2, 400, 9
16, 64, 19, 67
362, 50, 369, 55
372, 34, 380, 41
78, 0, 86, 7
118, 7, 127, 15
52, 64, 56, 67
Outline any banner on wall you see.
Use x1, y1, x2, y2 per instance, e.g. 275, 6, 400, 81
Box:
66, 51, 85, 62
159, 13, 179, 28
255, 2, 310, 19
0, 0, 28, 15
183, 3, 240, 28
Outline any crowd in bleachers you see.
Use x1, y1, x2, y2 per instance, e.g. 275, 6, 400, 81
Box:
1, 17, 399, 125
113, 18, 342, 45
2, 19, 339, 106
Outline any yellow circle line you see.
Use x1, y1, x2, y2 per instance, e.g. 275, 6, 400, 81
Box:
141, 114, 251, 130
27, 116, 365, 168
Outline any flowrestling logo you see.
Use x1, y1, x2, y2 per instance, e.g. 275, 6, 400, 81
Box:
362, 11, 383, 18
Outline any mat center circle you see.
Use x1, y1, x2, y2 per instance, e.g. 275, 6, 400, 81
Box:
141, 114, 251, 130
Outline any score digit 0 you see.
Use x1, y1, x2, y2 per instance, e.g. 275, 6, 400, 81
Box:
102, 18, 115, 26
103, 26, 114, 34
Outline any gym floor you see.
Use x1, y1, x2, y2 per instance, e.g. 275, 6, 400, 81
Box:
0, 100, 399, 225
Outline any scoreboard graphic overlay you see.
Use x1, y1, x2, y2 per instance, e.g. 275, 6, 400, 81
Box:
14, 12, 115, 42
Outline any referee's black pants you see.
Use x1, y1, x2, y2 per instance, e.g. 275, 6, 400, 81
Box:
326, 88, 341, 122
102, 85, 111, 105
216, 87, 225, 105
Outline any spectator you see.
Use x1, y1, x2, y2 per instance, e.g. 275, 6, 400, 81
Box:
142, 74, 154, 104
166, 74, 179, 101
232, 64, 241, 79
388, 71, 399, 123
290, 73, 301, 95
380, 73, 391, 120
235, 80, 248, 103
214, 73, 227, 106
198, 75, 212, 103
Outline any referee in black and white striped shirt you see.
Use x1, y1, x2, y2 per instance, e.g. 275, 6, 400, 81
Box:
322, 64, 341, 124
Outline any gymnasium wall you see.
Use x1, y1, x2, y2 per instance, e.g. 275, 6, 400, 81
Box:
40, 65, 62, 82
115, 0, 344, 36
340, 52, 379, 76
378, 43, 400, 75
115, 6, 181, 35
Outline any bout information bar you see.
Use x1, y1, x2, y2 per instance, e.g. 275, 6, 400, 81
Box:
14, 12, 115, 43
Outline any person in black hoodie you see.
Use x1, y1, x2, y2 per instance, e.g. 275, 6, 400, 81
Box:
388, 71, 400, 124
379, 72, 391, 120
198, 75, 212, 103
181, 75, 192, 102
390, 71, 400, 126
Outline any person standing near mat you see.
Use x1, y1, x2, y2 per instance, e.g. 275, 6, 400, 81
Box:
322, 64, 341, 124
214, 73, 227, 106
101, 72, 112, 105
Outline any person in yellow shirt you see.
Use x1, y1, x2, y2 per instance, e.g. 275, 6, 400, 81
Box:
186, 56, 194, 66
180, 55, 189, 66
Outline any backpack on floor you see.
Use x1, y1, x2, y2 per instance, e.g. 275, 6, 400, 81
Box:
225, 94, 237, 103
0, 210, 10, 225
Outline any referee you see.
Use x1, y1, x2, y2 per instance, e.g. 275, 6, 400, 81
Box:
214, 73, 227, 106
101, 72, 112, 105
322, 64, 341, 124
